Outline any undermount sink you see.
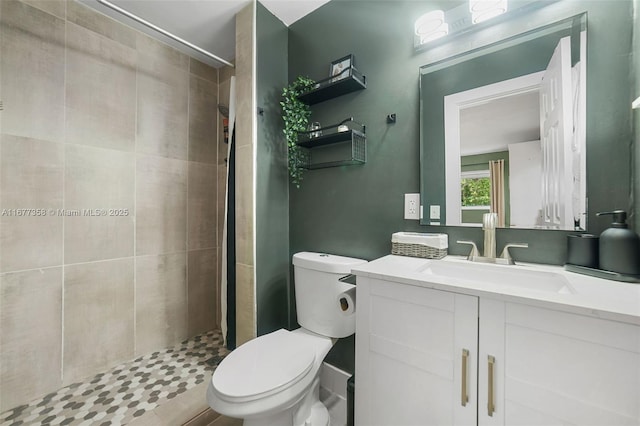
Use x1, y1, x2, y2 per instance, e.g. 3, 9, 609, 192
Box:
420, 261, 574, 294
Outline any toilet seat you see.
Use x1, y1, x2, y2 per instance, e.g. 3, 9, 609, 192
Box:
212, 329, 316, 403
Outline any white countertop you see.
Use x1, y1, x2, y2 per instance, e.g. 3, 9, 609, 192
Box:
351, 255, 640, 325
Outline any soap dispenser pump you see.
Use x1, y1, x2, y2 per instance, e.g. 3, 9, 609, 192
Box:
596, 210, 640, 276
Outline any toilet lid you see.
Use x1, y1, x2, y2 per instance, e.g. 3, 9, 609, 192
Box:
212, 329, 315, 402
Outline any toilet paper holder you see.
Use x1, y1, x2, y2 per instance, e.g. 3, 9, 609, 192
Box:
339, 274, 357, 284
337, 276, 357, 315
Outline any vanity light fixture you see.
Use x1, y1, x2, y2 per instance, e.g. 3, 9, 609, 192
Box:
469, 0, 508, 24
415, 10, 449, 45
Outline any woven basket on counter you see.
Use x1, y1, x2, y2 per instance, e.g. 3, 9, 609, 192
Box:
391, 232, 448, 259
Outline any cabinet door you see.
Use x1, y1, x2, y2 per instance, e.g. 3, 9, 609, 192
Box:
355, 277, 478, 426
480, 302, 640, 425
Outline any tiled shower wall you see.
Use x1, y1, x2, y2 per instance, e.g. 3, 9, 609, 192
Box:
0, 0, 222, 411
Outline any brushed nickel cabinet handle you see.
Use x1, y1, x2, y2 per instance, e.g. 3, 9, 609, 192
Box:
461, 349, 469, 406
488, 355, 496, 417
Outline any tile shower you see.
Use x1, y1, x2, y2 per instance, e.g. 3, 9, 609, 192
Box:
0, 0, 231, 418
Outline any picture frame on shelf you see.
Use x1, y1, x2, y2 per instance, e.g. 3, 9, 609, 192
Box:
330, 54, 354, 82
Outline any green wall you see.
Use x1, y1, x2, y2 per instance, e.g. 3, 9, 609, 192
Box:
287, 0, 635, 373
288, 0, 634, 261
256, 2, 291, 335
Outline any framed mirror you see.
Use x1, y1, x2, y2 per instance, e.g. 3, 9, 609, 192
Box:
420, 8, 587, 230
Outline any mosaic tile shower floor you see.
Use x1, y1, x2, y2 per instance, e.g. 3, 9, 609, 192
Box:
1, 330, 228, 426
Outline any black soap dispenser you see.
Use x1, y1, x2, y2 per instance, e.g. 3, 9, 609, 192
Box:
596, 210, 640, 276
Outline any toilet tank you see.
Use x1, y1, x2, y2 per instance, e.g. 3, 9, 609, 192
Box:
292, 252, 368, 338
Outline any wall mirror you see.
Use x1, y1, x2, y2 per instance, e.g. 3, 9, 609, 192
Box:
419, 7, 587, 231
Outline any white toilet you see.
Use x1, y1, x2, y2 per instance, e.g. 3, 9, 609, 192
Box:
207, 252, 367, 426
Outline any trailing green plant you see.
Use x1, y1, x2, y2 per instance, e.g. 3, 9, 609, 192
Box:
280, 75, 316, 188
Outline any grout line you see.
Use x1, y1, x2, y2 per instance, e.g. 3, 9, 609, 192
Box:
133, 31, 139, 358
61, 6, 68, 386
216, 67, 221, 328
0, 249, 211, 276
186, 57, 192, 334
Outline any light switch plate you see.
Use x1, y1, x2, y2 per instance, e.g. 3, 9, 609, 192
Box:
430, 205, 441, 220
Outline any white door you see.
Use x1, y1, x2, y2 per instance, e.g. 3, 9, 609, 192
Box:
508, 140, 543, 228
539, 36, 574, 229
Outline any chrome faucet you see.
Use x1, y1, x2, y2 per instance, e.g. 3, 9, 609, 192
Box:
499, 243, 529, 264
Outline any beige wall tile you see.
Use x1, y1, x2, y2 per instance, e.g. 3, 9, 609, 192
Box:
136, 33, 189, 160
136, 65, 189, 160
0, 267, 63, 411
135, 253, 188, 356
235, 263, 256, 346
234, 75, 253, 151
137, 33, 189, 72
218, 65, 235, 85
189, 58, 217, 83
65, 22, 136, 152
63, 258, 134, 384
136, 155, 188, 256
64, 144, 135, 264
234, 4, 254, 151
188, 75, 218, 164
235, 145, 254, 266
187, 248, 217, 337
188, 162, 217, 250
0, 0, 65, 143
20, 0, 65, 19
0, 135, 63, 272
66, 0, 136, 48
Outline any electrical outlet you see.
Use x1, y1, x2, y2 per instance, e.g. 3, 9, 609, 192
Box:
404, 193, 420, 220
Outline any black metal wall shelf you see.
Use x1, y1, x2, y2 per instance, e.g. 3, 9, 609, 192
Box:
296, 119, 366, 170
298, 68, 366, 105
296, 129, 362, 148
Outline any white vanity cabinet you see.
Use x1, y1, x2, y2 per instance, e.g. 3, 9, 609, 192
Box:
355, 276, 640, 426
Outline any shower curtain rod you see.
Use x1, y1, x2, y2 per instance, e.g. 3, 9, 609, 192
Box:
95, 0, 235, 68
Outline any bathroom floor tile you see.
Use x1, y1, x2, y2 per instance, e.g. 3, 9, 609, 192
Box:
0, 330, 228, 426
